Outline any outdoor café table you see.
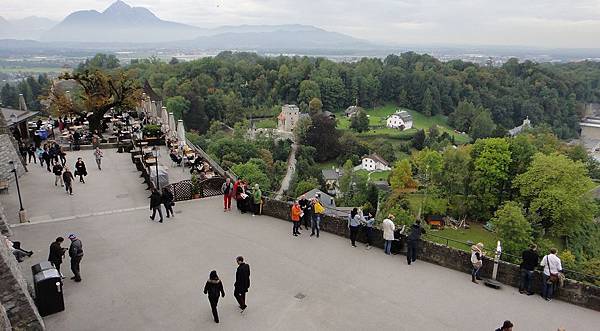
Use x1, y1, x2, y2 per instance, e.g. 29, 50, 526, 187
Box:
145, 158, 157, 166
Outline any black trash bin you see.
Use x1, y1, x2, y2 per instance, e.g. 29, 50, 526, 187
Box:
31, 261, 54, 275
33, 268, 64, 316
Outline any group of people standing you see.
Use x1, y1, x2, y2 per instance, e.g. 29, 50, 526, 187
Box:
148, 187, 175, 223
202, 256, 250, 323
227, 179, 262, 216
48, 234, 85, 282
290, 193, 326, 237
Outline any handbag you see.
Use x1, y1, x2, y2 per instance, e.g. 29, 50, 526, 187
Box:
546, 256, 559, 284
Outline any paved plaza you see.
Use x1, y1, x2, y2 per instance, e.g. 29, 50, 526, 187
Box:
4, 149, 600, 330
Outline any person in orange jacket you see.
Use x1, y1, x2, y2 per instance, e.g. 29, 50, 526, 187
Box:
291, 200, 302, 236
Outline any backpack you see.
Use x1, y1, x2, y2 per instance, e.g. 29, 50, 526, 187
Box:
314, 201, 325, 214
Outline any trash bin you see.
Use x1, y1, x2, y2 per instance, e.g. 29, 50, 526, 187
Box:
33, 268, 64, 316
31, 261, 54, 275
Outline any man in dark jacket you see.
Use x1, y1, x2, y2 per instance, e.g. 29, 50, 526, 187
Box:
53, 163, 64, 187
519, 244, 539, 295
68, 234, 84, 282
149, 188, 163, 223
298, 195, 311, 230
234, 256, 250, 312
161, 187, 174, 218
406, 220, 426, 265
63, 167, 74, 195
48, 237, 67, 277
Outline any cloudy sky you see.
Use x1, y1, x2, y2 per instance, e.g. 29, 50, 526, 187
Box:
3, 0, 600, 48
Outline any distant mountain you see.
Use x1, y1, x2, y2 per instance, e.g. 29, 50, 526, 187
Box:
42, 0, 203, 43
0, 16, 57, 39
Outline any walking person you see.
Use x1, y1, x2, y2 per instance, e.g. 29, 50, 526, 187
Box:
75, 157, 87, 183
93, 147, 103, 170
36, 146, 44, 167
252, 184, 262, 216
48, 237, 67, 277
53, 162, 64, 187
162, 187, 174, 218
406, 220, 426, 265
18, 142, 27, 163
471, 243, 484, 284
63, 167, 74, 195
221, 178, 234, 212
298, 195, 311, 230
291, 200, 302, 236
203, 270, 225, 323
27, 143, 36, 164
234, 256, 250, 312
68, 234, 84, 282
149, 188, 164, 223
347, 208, 362, 247
42, 147, 51, 172
59, 146, 67, 166
382, 214, 396, 255
311, 195, 325, 238
540, 248, 563, 301
519, 244, 539, 295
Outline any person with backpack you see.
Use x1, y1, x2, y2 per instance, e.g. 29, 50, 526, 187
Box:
540, 248, 563, 301
291, 200, 302, 236
221, 178, 234, 212
203, 270, 225, 323
406, 220, 426, 265
311, 195, 325, 238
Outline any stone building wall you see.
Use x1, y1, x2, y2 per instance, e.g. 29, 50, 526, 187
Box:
261, 198, 600, 311
0, 233, 44, 330
0, 303, 11, 331
0, 202, 12, 236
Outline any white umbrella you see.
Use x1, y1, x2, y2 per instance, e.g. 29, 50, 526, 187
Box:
177, 119, 186, 142
161, 107, 168, 124
168, 112, 176, 138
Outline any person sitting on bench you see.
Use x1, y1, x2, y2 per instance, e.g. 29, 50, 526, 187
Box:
169, 150, 183, 166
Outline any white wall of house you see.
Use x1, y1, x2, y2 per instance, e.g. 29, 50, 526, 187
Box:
386, 115, 413, 130
361, 157, 391, 171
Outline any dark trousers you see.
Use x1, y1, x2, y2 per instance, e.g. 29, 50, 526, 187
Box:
51, 261, 62, 275
60, 155, 66, 166
78, 174, 85, 183
407, 240, 418, 264
349, 225, 359, 246
65, 182, 72, 194
364, 226, 372, 245
151, 207, 163, 221
28, 153, 36, 164
208, 296, 220, 323
293, 221, 301, 235
253, 203, 260, 215
45, 159, 51, 171
520, 269, 534, 293
71, 256, 82, 281
302, 213, 311, 229
234, 289, 247, 309
164, 203, 173, 217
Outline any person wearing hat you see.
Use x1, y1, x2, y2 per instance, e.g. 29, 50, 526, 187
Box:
68, 234, 84, 282
495, 320, 513, 331
471, 242, 484, 284
382, 214, 396, 255
252, 184, 262, 216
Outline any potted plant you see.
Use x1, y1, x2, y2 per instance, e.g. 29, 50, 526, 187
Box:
142, 124, 162, 138
191, 173, 201, 199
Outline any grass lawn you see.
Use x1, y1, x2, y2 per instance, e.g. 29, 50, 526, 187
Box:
255, 118, 277, 129
336, 104, 470, 144
426, 223, 498, 252
355, 169, 390, 182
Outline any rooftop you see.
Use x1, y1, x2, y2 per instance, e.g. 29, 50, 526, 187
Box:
1, 108, 39, 126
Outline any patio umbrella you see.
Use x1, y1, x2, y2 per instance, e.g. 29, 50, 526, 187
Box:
177, 119, 186, 142
168, 112, 176, 138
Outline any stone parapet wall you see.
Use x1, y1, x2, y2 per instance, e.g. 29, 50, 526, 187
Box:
261, 197, 600, 311
0, 203, 12, 236
0, 233, 44, 330
0, 134, 25, 182
0, 303, 11, 331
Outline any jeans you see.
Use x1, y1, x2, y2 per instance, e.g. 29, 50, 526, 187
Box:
542, 274, 554, 299
151, 206, 163, 221
349, 225, 359, 246
520, 269, 534, 293
364, 227, 372, 245
71, 255, 82, 281
407, 240, 417, 264
208, 296, 220, 323
384, 240, 392, 254
293, 221, 301, 235
472, 264, 481, 281
234, 289, 247, 309
311, 214, 321, 236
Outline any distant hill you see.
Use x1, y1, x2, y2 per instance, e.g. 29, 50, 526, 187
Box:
42, 0, 203, 43
0, 16, 57, 39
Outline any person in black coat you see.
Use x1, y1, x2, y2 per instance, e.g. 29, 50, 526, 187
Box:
161, 187, 174, 218
74, 158, 87, 183
519, 244, 539, 295
203, 270, 225, 323
149, 188, 163, 223
406, 220, 426, 265
48, 237, 67, 276
234, 256, 250, 312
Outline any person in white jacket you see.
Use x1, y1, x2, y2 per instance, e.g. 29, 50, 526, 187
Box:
382, 214, 396, 255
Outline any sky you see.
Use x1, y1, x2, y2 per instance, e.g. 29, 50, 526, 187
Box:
2, 0, 600, 48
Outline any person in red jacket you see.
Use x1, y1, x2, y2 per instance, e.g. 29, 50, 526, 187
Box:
291, 200, 302, 236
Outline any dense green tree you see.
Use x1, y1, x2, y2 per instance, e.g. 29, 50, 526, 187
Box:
412, 129, 426, 150
165, 96, 190, 121
389, 159, 417, 192
304, 113, 340, 162
350, 109, 369, 133
490, 201, 532, 258
470, 109, 496, 141
299, 80, 321, 105
231, 162, 270, 191
308, 97, 323, 115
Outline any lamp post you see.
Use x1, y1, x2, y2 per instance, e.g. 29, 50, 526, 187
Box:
9, 160, 27, 223
153, 147, 160, 190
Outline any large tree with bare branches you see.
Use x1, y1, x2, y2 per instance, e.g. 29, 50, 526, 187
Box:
46, 69, 141, 132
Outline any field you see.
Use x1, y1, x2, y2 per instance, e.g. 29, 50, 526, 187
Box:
254, 118, 277, 129
355, 169, 390, 182
0, 66, 70, 74
425, 223, 498, 252
337, 105, 470, 144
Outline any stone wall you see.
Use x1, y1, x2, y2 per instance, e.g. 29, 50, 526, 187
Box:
261, 198, 600, 311
0, 202, 12, 237
0, 303, 11, 331
0, 234, 44, 330
0, 134, 26, 182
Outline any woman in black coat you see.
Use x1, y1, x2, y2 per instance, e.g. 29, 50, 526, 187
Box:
74, 157, 87, 183
203, 270, 225, 323
161, 187, 174, 218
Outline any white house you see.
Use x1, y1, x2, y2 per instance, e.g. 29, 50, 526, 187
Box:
508, 117, 532, 137
361, 153, 391, 171
277, 104, 300, 132
344, 106, 362, 117
386, 110, 413, 130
